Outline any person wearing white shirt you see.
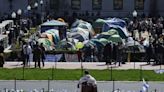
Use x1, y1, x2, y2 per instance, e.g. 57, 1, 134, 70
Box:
23, 42, 32, 66
77, 70, 97, 92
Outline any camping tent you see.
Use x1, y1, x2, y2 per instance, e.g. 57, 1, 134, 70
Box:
40, 20, 67, 33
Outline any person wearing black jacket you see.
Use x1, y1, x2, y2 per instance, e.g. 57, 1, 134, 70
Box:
0, 42, 4, 67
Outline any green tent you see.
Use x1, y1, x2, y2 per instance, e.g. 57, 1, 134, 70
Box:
108, 34, 123, 43
99, 38, 109, 46
93, 19, 106, 28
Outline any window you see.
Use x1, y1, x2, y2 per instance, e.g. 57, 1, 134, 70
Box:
113, 0, 123, 10
135, 0, 144, 10
72, 0, 81, 10
92, 0, 102, 10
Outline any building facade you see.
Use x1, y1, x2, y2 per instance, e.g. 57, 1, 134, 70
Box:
0, 0, 164, 18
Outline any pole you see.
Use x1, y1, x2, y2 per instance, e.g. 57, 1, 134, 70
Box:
48, 77, 50, 92
112, 80, 115, 92
52, 66, 54, 80
111, 66, 113, 81
140, 65, 143, 81
22, 66, 25, 80
14, 77, 16, 91
81, 59, 83, 77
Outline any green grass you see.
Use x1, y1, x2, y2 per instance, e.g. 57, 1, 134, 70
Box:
0, 68, 163, 81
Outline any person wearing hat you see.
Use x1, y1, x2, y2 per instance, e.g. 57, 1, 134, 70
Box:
77, 70, 97, 92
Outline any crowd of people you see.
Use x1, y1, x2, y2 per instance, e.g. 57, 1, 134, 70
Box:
127, 16, 164, 64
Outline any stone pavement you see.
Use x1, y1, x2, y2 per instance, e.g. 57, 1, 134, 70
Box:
3, 62, 164, 70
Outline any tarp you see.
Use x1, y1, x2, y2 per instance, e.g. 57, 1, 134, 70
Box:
45, 54, 63, 62
65, 54, 78, 62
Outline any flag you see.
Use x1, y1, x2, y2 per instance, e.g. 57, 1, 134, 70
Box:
141, 78, 149, 92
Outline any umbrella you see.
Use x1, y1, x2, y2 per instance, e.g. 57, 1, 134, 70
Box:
75, 42, 84, 50
108, 34, 123, 43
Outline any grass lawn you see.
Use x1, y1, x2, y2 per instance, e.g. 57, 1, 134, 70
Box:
0, 68, 163, 81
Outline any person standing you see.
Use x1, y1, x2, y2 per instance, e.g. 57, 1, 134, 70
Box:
22, 42, 32, 66
0, 42, 4, 67
33, 42, 41, 68
103, 42, 112, 65
40, 43, 45, 67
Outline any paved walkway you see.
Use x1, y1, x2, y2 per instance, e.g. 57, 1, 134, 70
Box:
3, 62, 164, 70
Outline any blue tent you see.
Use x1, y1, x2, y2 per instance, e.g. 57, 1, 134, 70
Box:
102, 18, 128, 39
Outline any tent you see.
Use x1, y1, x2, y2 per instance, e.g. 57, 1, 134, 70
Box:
99, 38, 109, 46
108, 34, 123, 43
56, 40, 76, 50
102, 18, 129, 39
96, 32, 112, 39
71, 19, 95, 35
90, 39, 105, 50
37, 38, 53, 50
93, 18, 106, 28
71, 27, 90, 38
45, 29, 60, 44
40, 20, 67, 33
